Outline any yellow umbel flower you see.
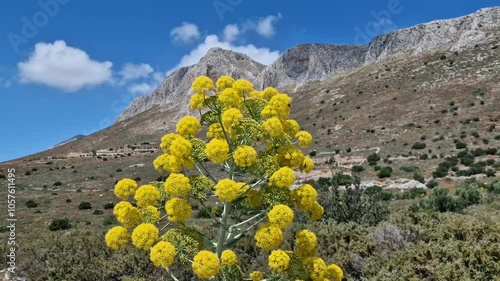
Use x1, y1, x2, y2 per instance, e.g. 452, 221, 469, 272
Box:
305, 257, 327, 281
308, 201, 324, 221
165, 198, 192, 222
190, 92, 205, 109
105, 226, 130, 250
300, 157, 314, 173
134, 185, 161, 207
131, 223, 159, 251
221, 108, 243, 130
207, 123, 225, 139
268, 250, 290, 273
160, 133, 182, 154
176, 116, 201, 137
326, 264, 343, 281
113, 201, 141, 228
260, 87, 279, 100
295, 131, 313, 148
150, 241, 176, 268
263, 117, 284, 138
165, 173, 191, 197
140, 206, 161, 224
276, 145, 304, 168
205, 138, 230, 163
269, 167, 296, 188
215, 178, 240, 202
153, 154, 183, 173
268, 93, 292, 120
192, 75, 214, 94
192, 250, 221, 279
291, 184, 318, 210
295, 229, 318, 258
233, 145, 258, 167
218, 88, 241, 109
114, 178, 138, 200
221, 249, 238, 266
232, 79, 254, 96
285, 119, 300, 136
216, 75, 235, 92
255, 224, 283, 250
170, 137, 192, 159
267, 204, 294, 229
249, 271, 264, 281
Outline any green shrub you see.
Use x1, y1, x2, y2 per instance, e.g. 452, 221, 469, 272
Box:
78, 202, 92, 210
49, 218, 71, 231
103, 202, 115, 210
455, 141, 467, 149
93, 210, 104, 215
413, 173, 425, 183
26, 200, 38, 208
377, 167, 393, 178
411, 142, 426, 150
400, 166, 419, 173
351, 165, 364, 173
367, 153, 380, 163
53, 181, 62, 186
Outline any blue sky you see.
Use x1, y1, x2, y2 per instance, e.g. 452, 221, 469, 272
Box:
0, 0, 498, 162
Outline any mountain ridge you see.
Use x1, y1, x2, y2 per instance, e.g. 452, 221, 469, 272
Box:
116, 6, 500, 122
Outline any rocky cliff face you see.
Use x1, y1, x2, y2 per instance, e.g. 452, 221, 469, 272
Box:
117, 7, 499, 122
116, 48, 265, 122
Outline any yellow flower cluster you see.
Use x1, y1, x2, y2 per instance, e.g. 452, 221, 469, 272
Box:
215, 179, 240, 202
221, 249, 238, 266
165, 173, 191, 197
267, 204, 294, 229
301, 156, 314, 173
268, 250, 290, 272
140, 205, 161, 224
276, 145, 304, 168
105, 226, 129, 250
176, 116, 201, 137
232, 79, 253, 96
269, 167, 296, 188
291, 184, 318, 210
205, 138, 230, 163
192, 75, 214, 94
295, 230, 317, 258
192, 250, 221, 279
113, 201, 141, 228
207, 123, 225, 139
262, 117, 284, 138
150, 241, 176, 268
216, 75, 235, 92
134, 185, 160, 207
165, 198, 192, 222
254, 224, 283, 250
219, 88, 242, 109
233, 145, 257, 167
295, 131, 313, 148
131, 223, 159, 251
155, 133, 193, 173
249, 271, 264, 281
221, 108, 243, 131
114, 178, 138, 200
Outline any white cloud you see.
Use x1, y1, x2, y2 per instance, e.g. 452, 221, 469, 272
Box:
223, 24, 240, 43
127, 83, 155, 95
167, 34, 280, 74
18, 40, 112, 92
170, 22, 201, 44
255, 13, 282, 38
119, 63, 153, 81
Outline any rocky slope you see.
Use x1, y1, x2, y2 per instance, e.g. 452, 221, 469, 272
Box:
116, 48, 265, 122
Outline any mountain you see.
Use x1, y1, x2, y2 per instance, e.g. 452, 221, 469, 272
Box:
50, 135, 86, 149
116, 48, 266, 122
118, 7, 500, 121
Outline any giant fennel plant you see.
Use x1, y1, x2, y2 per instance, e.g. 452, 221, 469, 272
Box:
105, 76, 343, 281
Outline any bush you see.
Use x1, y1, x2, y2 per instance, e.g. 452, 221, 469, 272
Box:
53, 181, 62, 186
351, 165, 364, 173
26, 200, 38, 208
66, 199, 72, 203
49, 218, 71, 231
93, 210, 104, 215
455, 141, 467, 149
78, 202, 92, 210
455, 180, 482, 207
400, 166, 418, 173
377, 166, 393, 178
413, 173, 425, 183
420, 188, 461, 212
0, 174, 5, 179
103, 202, 115, 210
426, 179, 439, 189
24, 171, 31, 176
367, 153, 380, 163
411, 142, 426, 150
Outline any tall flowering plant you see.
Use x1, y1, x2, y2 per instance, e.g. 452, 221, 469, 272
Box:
105, 76, 343, 281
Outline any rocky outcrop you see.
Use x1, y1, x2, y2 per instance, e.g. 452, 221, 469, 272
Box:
116, 48, 265, 122
117, 7, 500, 122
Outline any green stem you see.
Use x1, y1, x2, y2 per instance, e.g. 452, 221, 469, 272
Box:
216, 202, 231, 257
